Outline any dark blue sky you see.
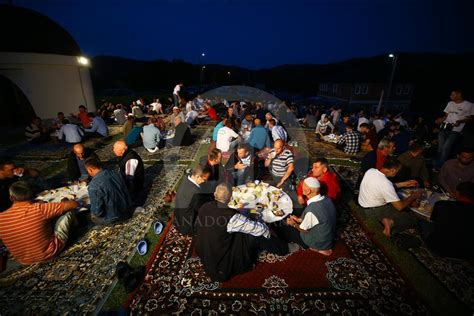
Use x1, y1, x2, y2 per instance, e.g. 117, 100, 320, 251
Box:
16, 0, 473, 69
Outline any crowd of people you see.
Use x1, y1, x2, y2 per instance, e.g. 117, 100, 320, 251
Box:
0, 85, 473, 284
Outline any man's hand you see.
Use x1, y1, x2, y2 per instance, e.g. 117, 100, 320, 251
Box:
235, 162, 246, 170
290, 215, 302, 224
286, 217, 297, 227
397, 180, 418, 188
297, 195, 306, 205
410, 190, 423, 200
276, 181, 284, 188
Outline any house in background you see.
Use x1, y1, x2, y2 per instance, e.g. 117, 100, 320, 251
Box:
318, 82, 413, 112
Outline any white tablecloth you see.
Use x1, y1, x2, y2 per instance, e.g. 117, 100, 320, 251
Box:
36, 183, 90, 206
228, 182, 293, 223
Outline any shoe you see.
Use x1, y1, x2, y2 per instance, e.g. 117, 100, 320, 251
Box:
153, 221, 163, 235
137, 239, 148, 256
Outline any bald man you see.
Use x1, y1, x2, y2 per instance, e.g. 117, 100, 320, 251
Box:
264, 139, 294, 189
113, 140, 144, 202
66, 143, 98, 182
173, 116, 193, 146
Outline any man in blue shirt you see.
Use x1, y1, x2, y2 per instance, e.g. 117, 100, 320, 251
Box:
141, 117, 162, 153
247, 118, 271, 150
85, 113, 109, 137
85, 157, 132, 225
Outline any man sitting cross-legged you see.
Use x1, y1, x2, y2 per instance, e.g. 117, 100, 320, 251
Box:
358, 158, 422, 237
0, 181, 78, 265
85, 157, 132, 225
276, 178, 337, 256
195, 183, 293, 282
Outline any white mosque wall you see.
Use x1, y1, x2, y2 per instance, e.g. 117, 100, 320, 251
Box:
0, 52, 96, 120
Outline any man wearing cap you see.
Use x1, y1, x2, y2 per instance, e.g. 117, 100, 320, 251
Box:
283, 177, 337, 256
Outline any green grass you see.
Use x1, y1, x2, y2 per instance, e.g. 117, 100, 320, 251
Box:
102, 138, 468, 314
102, 141, 211, 312
347, 198, 469, 315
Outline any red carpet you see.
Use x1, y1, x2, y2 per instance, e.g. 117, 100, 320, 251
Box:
128, 205, 427, 314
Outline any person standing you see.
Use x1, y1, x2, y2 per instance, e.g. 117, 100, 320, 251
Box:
435, 89, 474, 169
173, 83, 183, 107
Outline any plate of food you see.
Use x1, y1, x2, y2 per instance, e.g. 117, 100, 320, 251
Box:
240, 193, 256, 202
272, 209, 285, 217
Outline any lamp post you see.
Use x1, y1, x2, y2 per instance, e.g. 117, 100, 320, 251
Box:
227, 71, 231, 83
199, 52, 205, 87
385, 53, 398, 108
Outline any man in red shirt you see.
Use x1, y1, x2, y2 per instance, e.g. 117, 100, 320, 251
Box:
297, 158, 341, 205
72, 105, 91, 128
205, 103, 218, 121
0, 181, 78, 265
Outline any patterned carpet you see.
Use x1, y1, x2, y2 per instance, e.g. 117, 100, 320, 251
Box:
331, 164, 361, 194
128, 204, 427, 315
0, 163, 187, 315
407, 235, 474, 310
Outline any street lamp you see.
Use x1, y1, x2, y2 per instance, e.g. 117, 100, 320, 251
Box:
385, 53, 398, 108
199, 52, 205, 86
227, 71, 231, 82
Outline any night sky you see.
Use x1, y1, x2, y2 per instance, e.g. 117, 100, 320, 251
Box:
16, 0, 474, 69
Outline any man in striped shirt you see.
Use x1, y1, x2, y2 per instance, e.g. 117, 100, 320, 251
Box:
0, 181, 78, 265
264, 139, 295, 189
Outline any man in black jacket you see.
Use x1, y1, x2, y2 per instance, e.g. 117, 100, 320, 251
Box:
113, 140, 145, 204
174, 164, 212, 236
418, 181, 474, 259
172, 116, 194, 147
224, 143, 258, 185
67, 144, 98, 182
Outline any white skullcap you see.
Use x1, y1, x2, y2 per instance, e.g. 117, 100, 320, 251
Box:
304, 177, 320, 189
173, 106, 179, 110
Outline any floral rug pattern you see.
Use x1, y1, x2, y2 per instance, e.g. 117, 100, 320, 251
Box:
0, 163, 187, 315
128, 204, 426, 315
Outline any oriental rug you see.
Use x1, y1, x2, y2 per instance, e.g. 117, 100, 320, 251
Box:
405, 234, 474, 311
128, 204, 427, 315
331, 164, 361, 194
0, 163, 187, 315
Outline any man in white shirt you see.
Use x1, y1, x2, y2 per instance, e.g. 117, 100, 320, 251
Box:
435, 89, 474, 169
372, 115, 386, 133
268, 119, 287, 143
358, 158, 422, 237
357, 113, 370, 131
185, 109, 199, 126
58, 120, 84, 144
173, 83, 183, 107
216, 120, 240, 152
149, 98, 163, 114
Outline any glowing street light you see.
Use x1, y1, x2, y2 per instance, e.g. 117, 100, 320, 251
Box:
77, 56, 89, 66
201, 53, 206, 57
385, 53, 398, 108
